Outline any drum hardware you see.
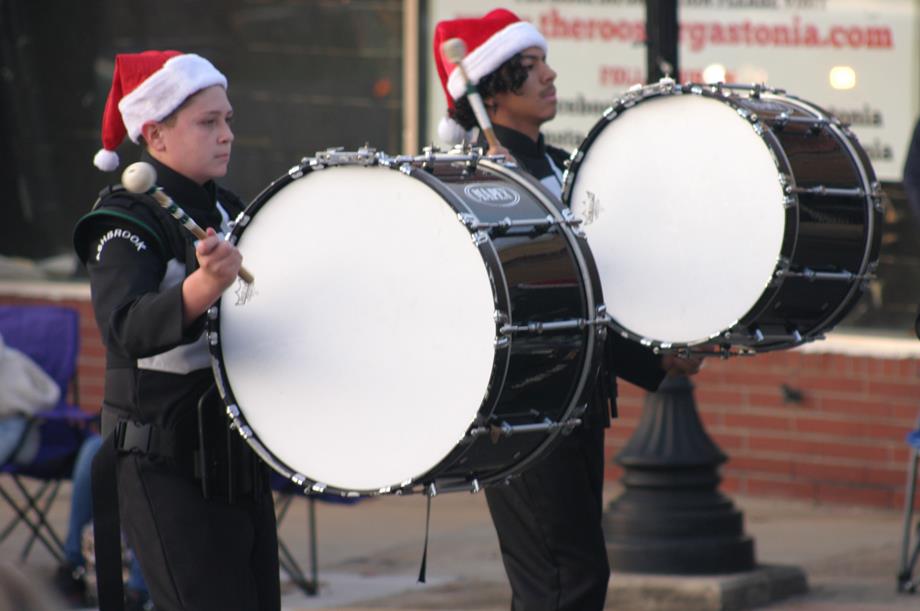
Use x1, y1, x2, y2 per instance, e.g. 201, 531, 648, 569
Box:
711, 82, 787, 96
565, 82, 881, 354
787, 185, 867, 198
312, 146, 379, 168
500, 317, 605, 335
467, 412, 585, 440
500, 305, 608, 336
778, 268, 873, 283
771, 113, 832, 131
457, 212, 582, 237
210, 151, 600, 496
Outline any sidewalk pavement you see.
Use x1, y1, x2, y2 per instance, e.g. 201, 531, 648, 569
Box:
1, 481, 918, 610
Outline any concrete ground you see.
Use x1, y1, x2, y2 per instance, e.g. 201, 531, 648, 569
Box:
1, 481, 918, 610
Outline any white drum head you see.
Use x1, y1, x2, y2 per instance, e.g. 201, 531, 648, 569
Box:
218, 166, 496, 492
570, 94, 786, 345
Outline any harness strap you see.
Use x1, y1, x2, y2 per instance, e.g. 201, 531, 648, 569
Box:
91, 432, 125, 611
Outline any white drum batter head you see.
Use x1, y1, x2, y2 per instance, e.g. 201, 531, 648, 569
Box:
569, 94, 786, 345
217, 166, 496, 492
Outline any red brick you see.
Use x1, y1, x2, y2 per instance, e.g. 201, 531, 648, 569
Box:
695, 387, 745, 407
719, 370, 794, 389
816, 396, 890, 418
815, 483, 894, 508
867, 380, 920, 401
794, 416, 906, 440
709, 432, 745, 452
746, 476, 814, 500
726, 455, 793, 476
747, 389, 797, 409
747, 436, 889, 462
724, 413, 792, 432
799, 375, 868, 394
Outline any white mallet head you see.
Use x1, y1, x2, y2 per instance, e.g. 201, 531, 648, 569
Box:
441, 38, 468, 64
121, 162, 157, 194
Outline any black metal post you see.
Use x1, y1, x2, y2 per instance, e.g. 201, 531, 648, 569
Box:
603, 376, 755, 573
645, 0, 679, 82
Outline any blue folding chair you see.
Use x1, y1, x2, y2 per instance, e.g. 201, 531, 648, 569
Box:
898, 424, 920, 593
0, 305, 96, 562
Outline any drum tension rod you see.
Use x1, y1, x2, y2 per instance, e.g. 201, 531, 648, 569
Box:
468, 411, 586, 441
772, 114, 830, 132
786, 185, 865, 198
779, 267, 872, 282
457, 213, 581, 237
500, 318, 603, 335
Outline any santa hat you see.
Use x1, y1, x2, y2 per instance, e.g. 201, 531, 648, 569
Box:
433, 9, 546, 144
93, 50, 227, 171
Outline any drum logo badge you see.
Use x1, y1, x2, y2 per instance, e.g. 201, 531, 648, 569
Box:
463, 184, 521, 208
575, 190, 601, 226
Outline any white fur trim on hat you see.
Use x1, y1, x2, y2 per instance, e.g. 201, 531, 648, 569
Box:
118, 54, 227, 144
93, 148, 120, 172
446, 21, 547, 100
438, 116, 473, 145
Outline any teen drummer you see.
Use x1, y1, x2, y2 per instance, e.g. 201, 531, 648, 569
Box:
73, 51, 280, 610
433, 10, 702, 610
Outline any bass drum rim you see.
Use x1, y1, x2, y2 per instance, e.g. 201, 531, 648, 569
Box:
562, 82, 881, 355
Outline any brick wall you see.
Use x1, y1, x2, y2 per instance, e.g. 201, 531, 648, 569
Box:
3, 286, 919, 510
607, 345, 920, 510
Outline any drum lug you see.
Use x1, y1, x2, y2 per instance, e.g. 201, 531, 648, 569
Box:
773, 112, 789, 130
470, 479, 481, 494
458, 212, 478, 229
472, 231, 490, 246
494, 336, 511, 349
311, 482, 327, 494
870, 182, 885, 213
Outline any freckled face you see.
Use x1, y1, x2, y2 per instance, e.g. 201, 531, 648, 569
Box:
147, 85, 234, 185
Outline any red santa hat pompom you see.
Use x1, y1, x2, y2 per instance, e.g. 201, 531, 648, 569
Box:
94, 50, 228, 171
433, 9, 547, 145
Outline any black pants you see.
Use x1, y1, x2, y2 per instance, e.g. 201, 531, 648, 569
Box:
485, 421, 609, 611
117, 454, 280, 611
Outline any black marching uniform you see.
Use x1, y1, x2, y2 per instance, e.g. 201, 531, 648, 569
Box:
74, 155, 280, 611
482, 125, 666, 611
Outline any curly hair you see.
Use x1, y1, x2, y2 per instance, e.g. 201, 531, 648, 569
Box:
449, 53, 530, 131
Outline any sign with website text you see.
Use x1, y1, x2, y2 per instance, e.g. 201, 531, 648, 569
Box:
425, 0, 918, 181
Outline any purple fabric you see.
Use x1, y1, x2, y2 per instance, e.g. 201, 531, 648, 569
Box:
0, 305, 93, 476
0, 305, 79, 410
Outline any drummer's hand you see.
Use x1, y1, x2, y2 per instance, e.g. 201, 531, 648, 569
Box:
487, 144, 513, 160
181, 228, 242, 324
661, 353, 705, 377
195, 227, 242, 290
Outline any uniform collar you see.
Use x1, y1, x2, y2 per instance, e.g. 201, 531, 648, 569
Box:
491, 124, 547, 159
141, 152, 218, 213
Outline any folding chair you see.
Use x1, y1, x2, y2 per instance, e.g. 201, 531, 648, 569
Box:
898, 423, 920, 593
271, 474, 361, 596
0, 305, 95, 563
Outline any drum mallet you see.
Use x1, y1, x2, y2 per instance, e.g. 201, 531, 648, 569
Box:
121, 161, 254, 284
441, 37, 503, 153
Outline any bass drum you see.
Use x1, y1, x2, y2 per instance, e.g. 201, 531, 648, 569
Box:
563, 81, 883, 354
208, 149, 603, 496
